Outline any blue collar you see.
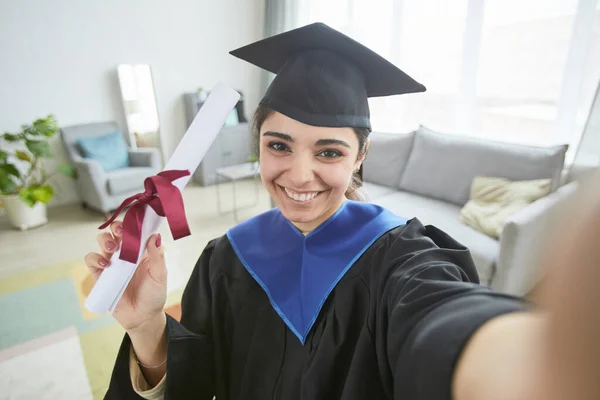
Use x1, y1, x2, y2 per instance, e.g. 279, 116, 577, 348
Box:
226, 200, 407, 344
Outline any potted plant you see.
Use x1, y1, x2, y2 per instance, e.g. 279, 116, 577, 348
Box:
0, 114, 76, 230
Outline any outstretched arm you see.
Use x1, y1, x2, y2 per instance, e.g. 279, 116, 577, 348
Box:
453, 172, 600, 400
452, 312, 546, 400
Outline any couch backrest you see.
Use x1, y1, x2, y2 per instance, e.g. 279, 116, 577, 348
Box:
398, 126, 568, 206
60, 121, 127, 162
362, 131, 415, 188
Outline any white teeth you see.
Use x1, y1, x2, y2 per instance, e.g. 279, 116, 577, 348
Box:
284, 187, 319, 202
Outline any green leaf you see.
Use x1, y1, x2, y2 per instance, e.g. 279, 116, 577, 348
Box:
34, 185, 54, 203
0, 181, 17, 195
0, 163, 20, 178
23, 115, 58, 138
15, 150, 31, 162
18, 188, 36, 207
0, 169, 18, 194
35, 116, 59, 137
0, 150, 6, 162
3, 133, 22, 142
26, 140, 52, 158
19, 185, 54, 207
57, 163, 77, 178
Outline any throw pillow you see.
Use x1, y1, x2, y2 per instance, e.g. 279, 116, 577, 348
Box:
77, 131, 129, 171
460, 176, 551, 239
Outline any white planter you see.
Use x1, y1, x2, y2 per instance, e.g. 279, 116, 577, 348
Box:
0, 195, 48, 231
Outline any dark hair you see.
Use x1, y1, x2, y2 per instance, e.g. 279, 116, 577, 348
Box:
251, 104, 368, 201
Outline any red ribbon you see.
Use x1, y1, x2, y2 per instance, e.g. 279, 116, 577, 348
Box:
99, 169, 191, 264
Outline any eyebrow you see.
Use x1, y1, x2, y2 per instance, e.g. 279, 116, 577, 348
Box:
262, 131, 350, 148
315, 139, 350, 148
263, 131, 293, 142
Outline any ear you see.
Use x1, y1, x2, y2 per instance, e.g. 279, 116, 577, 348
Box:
353, 160, 362, 173
353, 139, 370, 172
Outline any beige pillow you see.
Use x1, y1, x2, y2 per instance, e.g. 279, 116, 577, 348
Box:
460, 176, 551, 239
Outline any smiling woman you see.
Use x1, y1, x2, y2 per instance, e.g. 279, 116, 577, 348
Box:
89, 22, 587, 400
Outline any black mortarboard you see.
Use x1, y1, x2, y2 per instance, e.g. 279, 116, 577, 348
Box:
229, 22, 426, 131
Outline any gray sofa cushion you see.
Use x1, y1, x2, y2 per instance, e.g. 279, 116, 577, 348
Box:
370, 190, 498, 285
399, 126, 568, 206
362, 131, 415, 188
106, 167, 155, 195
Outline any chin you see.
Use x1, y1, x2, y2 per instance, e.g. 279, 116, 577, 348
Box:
279, 207, 321, 224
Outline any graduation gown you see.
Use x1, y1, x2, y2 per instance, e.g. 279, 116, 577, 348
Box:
105, 201, 524, 399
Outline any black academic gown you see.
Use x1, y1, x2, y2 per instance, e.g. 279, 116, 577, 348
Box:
105, 210, 524, 400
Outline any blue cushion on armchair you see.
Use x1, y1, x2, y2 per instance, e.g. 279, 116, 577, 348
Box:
77, 131, 129, 171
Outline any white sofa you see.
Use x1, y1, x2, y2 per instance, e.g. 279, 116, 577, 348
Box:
362, 126, 578, 296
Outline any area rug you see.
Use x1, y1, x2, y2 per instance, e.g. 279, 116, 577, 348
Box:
0, 260, 183, 400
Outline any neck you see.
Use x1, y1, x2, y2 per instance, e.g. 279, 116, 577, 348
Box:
290, 198, 346, 235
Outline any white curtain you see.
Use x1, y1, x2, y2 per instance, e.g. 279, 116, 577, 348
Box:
260, 0, 310, 95
571, 81, 600, 172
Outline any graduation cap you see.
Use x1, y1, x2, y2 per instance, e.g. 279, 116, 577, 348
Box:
230, 22, 426, 131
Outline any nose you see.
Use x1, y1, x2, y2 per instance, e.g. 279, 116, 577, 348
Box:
287, 154, 315, 188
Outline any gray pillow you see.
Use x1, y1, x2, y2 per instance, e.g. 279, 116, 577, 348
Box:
399, 126, 568, 206
363, 131, 415, 188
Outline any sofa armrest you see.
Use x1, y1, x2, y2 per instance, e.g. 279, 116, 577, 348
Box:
128, 148, 161, 169
73, 157, 106, 187
492, 181, 579, 296
71, 157, 111, 211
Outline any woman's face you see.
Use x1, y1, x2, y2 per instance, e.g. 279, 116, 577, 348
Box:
259, 111, 365, 233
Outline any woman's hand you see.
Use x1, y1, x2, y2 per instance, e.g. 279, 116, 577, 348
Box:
84, 220, 168, 334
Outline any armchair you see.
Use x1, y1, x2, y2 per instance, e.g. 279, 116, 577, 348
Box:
60, 122, 161, 214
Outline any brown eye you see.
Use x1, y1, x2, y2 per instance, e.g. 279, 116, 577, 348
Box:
317, 149, 342, 159
268, 142, 291, 152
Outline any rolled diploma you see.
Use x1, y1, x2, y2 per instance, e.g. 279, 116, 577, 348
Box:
84, 82, 241, 314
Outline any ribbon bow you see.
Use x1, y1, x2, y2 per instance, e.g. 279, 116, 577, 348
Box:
99, 169, 191, 264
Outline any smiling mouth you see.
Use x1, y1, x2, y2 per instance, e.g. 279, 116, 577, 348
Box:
278, 185, 324, 203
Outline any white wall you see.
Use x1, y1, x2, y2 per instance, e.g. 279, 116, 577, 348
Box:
0, 0, 265, 206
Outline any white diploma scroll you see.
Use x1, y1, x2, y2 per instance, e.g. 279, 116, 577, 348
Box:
85, 82, 241, 314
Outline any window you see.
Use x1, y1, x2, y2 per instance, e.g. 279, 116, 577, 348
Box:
306, 0, 351, 32
386, 0, 468, 133
301, 0, 600, 156
472, 0, 579, 146
571, 11, 600, 157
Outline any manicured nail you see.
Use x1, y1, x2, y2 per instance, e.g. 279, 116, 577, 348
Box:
106, 241, 117, 251
115, 225, 123, 234
99, 258, 109, 267
155, 234, 162, 248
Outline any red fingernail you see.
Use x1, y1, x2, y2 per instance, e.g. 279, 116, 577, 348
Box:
99, 258, 109, 267
106, 241, 117, 251
155, 234, 162, 248
115, 225, 123, 234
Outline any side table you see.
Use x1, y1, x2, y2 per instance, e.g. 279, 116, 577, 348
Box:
215, 162, 260, 222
